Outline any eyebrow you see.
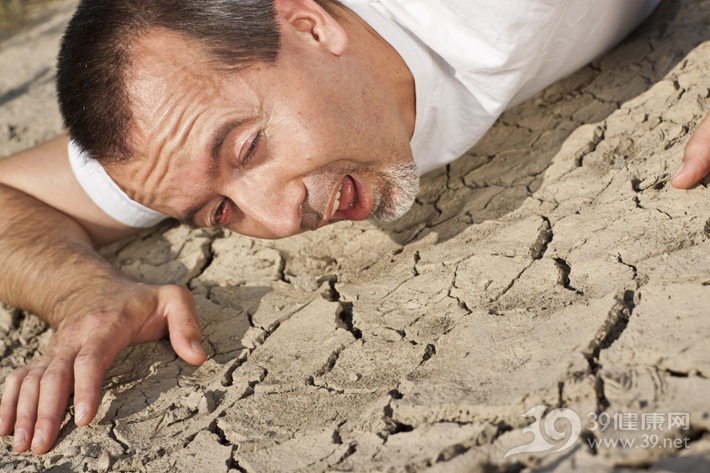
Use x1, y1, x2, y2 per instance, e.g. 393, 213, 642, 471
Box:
178, 118, 250, 229
178, 206, 202, 229
210, 119, 247, 169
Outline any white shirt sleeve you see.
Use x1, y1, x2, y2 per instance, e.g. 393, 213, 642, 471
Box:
67, 140, 169, 228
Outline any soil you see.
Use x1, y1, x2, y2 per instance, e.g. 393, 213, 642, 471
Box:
1, 1, 709, 471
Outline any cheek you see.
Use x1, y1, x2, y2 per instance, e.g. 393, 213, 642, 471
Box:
271, 115, 337, 168
362, 99, 385, 125
271, 87, 377, 167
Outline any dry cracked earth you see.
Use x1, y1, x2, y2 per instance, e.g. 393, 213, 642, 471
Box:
1, 1, 710, 472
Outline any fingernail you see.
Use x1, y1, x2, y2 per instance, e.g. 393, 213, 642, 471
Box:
13, 428, 26, 447
672, 161, 685, 178
190, 340, 205, 355
75, 403, 88, 424
0, 417, 4, 434
31, 429, 44, 449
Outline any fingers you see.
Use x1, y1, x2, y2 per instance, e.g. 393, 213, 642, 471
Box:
0, 339, 121, 453
30, 354, 74, 454
0, 282, 203, 454
0, 365, 31, 437
72, 340, 125, 428
1, 351, 75, 454
161, 285, 206, 366
9, 361, 47, 452
671, 111, 710, 189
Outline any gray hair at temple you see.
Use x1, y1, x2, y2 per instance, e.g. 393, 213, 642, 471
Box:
56, 0, 340, 163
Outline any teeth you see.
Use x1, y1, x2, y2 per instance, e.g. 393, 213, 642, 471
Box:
331, 185, 342, 218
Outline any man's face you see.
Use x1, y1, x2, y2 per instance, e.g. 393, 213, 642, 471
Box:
106, 20, 417, 239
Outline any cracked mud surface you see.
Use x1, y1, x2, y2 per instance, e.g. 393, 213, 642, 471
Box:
2, 1, 710, 472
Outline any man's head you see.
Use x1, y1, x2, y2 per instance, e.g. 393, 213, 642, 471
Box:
57, 0, 418, 238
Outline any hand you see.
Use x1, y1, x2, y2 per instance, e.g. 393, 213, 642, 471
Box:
671, 111, 710, 188
0, 280, 205, 454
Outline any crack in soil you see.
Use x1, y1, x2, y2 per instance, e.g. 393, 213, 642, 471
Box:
583, 289, 637, 412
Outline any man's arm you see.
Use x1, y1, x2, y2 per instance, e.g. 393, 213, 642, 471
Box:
671, 112, 710, 188
0, 136, 206, 454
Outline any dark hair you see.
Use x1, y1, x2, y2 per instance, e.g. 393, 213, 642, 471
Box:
56, 0, 339, 163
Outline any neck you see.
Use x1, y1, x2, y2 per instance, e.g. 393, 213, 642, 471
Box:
336, 4, 416, 139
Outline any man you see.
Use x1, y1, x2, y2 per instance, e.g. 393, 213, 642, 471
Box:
0, 0, 707, 455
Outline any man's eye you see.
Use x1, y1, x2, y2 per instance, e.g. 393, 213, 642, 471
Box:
241, 131, 262, 165
211, 198, 230, 227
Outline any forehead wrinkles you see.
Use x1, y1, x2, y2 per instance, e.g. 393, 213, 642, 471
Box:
118, 31, 226, 210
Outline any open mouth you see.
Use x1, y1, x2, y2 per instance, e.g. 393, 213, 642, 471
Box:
328, 175, 371, 222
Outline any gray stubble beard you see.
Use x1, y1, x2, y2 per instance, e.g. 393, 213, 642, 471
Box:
369, 161, 420, 222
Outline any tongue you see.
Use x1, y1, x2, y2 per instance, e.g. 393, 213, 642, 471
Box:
338, 176, 356, 211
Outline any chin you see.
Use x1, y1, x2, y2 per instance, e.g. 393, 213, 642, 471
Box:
368, 161, 420, 222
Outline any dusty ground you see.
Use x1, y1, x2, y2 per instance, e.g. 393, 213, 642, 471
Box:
1, 1, 710, 472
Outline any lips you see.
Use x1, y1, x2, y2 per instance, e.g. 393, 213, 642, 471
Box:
328, 175, 371, 222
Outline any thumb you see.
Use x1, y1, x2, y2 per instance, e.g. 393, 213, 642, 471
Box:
671, 111, 710, 189
159, 285, 206, 365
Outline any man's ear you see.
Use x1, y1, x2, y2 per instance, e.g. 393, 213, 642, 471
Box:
273, 0, 348, 56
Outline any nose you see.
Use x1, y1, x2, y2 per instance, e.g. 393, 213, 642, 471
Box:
227, 171, 307, 238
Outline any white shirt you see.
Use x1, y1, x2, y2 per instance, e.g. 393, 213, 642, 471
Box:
69, 0, 660, 227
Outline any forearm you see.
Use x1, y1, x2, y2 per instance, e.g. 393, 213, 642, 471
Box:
0, 170, 203, 456
0, 183, 123, 327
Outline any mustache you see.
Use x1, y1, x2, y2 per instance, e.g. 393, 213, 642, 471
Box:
301, 205, 324, 231
369, 161, 420, 221
298, 160, 420, 230
297, 165, 367, 231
